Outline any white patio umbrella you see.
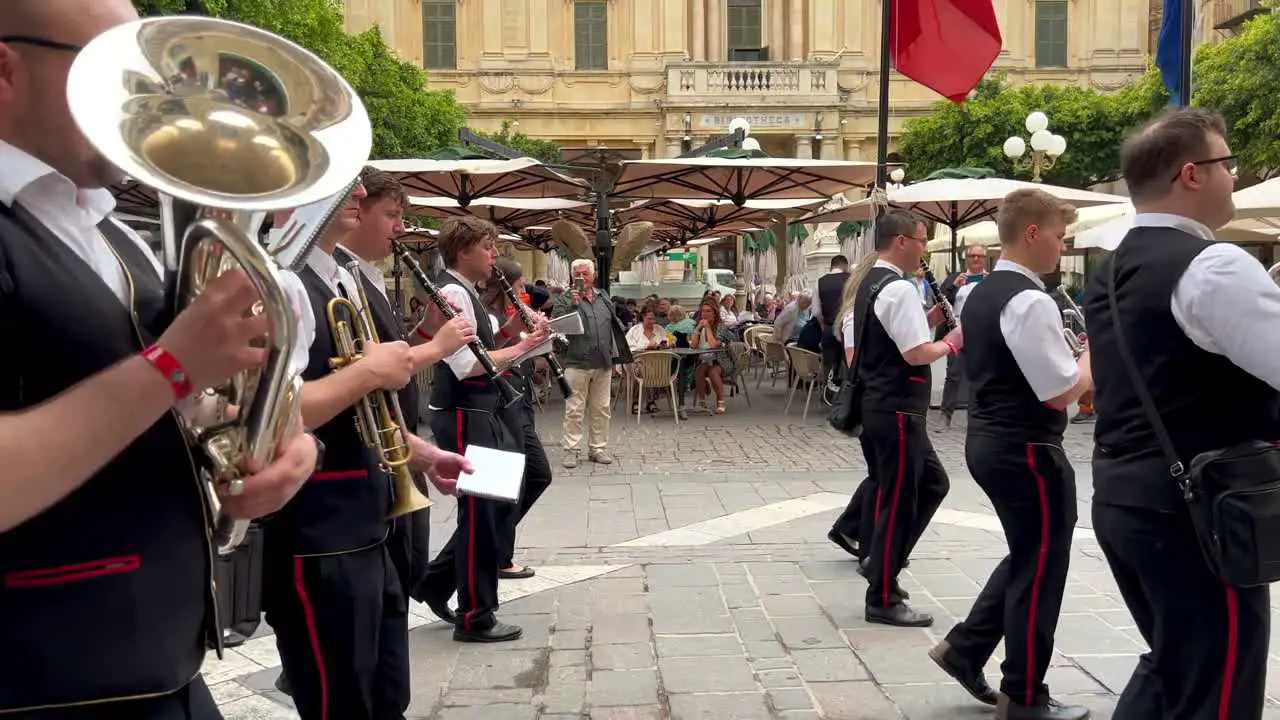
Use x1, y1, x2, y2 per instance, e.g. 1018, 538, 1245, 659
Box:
1072, 179, 1280, 251
370, 157, 588, 202
1073, 215, 1280, 251
610, 157, 877, 204
1233, 177, 1280, 219
407, 196, 593, 237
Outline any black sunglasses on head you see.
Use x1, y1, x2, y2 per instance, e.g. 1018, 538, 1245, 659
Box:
0, 36, 83, 53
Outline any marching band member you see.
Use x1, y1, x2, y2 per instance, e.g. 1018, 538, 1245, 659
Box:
0, 1, 319, 716
480, 256, 554, 580
266, 180, 465, 720
855, 209, 959, 627
1085, 107, 1279, 720
928, 188, 1090, 720
332, 166, 476, 606
411, 216, 548, 643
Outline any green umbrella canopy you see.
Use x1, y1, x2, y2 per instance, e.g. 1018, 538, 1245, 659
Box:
836, 220, 870, 240
745, 229, 775, 252
920, 167, 997, 181
707, 146, 771, 160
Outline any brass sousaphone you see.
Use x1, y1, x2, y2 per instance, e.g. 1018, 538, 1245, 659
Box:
67, 17, 373, 554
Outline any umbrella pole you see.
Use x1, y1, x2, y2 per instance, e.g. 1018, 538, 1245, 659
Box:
594, 190, 613, 292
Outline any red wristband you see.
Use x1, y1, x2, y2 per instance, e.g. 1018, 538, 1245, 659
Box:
416, 327, 433, 342
942, 339, 958, 356
141, 345, 194, 400
499, 327, 512, 340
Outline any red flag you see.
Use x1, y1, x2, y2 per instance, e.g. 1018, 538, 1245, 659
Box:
890, 0, 1002, 103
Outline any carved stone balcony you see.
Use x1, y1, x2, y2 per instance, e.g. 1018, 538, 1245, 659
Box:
665, 62, 840, 103
1213, 0, 1265, 30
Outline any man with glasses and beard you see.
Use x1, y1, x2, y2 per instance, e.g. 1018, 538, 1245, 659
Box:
1082, 107, 1280, 719
854, 209, 960, 628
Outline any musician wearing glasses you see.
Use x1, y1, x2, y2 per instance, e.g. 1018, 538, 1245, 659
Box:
266, 181, 464, 720
0, 1, 320, 716
411, 216, 548, 644
854, 209, 960, 628
1083, 108, 1279, 720
928, 189, 1092, 720
330, 167, 477, 612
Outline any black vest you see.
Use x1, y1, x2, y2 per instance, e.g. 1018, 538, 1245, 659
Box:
1083, 227, 1280, 510
333, 248, 419, 431
264, 265, 392, 555
962, 270, 1068, 443
428, 270, 507, 411
0, 205, 212, 712
817, 271, 847, 328
854, 266, 931, 413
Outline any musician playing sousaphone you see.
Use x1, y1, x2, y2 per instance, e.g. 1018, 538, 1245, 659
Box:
0, 2, 320, 716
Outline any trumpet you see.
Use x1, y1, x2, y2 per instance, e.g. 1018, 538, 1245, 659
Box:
67, 17, 372, 554
392, 242, 523, 407
326, 265, 431, 519
1055, 287, 1087, 358
495, 269, 575, 399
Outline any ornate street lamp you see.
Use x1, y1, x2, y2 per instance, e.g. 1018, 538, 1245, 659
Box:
1002, 111, 1067, 183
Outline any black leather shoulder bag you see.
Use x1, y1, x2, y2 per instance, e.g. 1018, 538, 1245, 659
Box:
828, 275, 896, 436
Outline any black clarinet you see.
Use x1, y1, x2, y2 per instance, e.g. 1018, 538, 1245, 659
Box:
919, 260, 959, 330
392, 242, 522, 407
494, 269, 576, 399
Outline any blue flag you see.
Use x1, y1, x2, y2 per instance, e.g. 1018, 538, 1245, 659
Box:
1156, 0, 1192, 105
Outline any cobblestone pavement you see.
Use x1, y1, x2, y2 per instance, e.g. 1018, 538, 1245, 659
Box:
206, 373, 1280, 719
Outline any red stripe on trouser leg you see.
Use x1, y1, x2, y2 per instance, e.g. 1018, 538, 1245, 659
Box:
1218, 585, 1239, 720
881, 414, 907, 606
455, 409, 478, 632
1023, 444, 1051, 707
292, 556, 328, 720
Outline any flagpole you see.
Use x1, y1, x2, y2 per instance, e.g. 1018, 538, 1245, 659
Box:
1177, 0, 1194, 106
874, 0, 892, 201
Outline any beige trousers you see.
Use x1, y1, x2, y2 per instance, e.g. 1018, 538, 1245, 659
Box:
561, 367, 612, 453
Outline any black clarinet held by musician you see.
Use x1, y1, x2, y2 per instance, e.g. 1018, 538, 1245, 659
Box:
495, 265, 575, 399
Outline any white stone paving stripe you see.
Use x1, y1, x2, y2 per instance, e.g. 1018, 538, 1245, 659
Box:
930, 507, 1097, 542
613, 492, 851, 547
202, 564, 629, 683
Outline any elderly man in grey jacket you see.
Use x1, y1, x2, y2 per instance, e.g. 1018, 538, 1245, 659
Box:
552, 259, 627, 468
772, 291, 813, 346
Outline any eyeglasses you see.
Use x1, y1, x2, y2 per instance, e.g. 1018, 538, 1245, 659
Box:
1171, 155, 1238, 183
898, 234, 928, 244
0, 35, 83, 53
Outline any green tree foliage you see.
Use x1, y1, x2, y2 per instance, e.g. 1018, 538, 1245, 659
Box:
475, 121, 563, 163
1193, 11, 1280, 179
897, 69, 1168, 188
131, 0, 467, 159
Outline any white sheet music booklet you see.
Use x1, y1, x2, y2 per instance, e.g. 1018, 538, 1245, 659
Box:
458, 445, 525, 503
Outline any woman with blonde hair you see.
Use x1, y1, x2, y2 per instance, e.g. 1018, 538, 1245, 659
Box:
828, 250, 888, 566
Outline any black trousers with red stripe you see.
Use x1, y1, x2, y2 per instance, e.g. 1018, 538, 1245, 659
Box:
418, 406, 520, 631
942, 436, 1076, 706
861, 410, 950, 607
497, 405, 552, 569
266, 543, 409, 720
1094, 502, 1269, 720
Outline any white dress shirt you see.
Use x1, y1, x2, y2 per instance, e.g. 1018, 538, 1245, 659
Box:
872, 259, 933, 354
1126, 213, 1280, 391
338, 244, 389, 301
841, 308, 858, 351
1, 141, 315, 405
439, 270, 500, 380
989, 259, 1079, 401
953, 281, 978, 318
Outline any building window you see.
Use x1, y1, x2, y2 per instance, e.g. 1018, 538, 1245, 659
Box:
422, 0, 457, 69
727, 0, 764, 59
1034, 1, 1068, 68
574, 2, 608, 70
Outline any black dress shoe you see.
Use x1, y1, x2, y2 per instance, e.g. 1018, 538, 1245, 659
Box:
499, 566, 536, 579
412, 588, 457, 624
453, 620, 523, 643
866, 602, 933, 627
274, 672, 292, 697
997, 695, 1090, 720
827, 529, 860, 559
928, 641, 997, 705
854, 559, 911, 600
